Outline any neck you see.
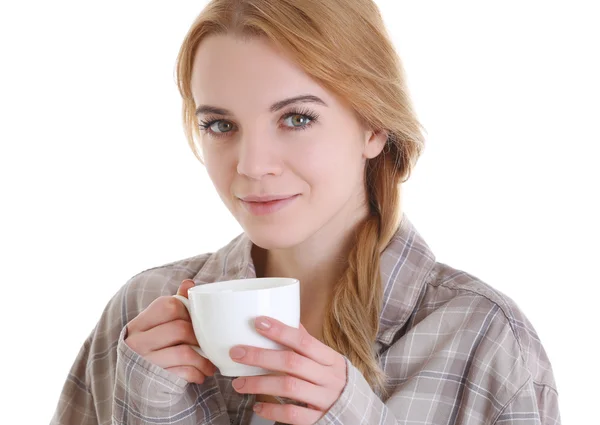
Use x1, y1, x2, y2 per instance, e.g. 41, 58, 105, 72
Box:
252, 203, 370, 339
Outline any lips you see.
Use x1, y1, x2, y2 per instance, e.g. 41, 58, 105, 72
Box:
240, 194, 296, 203
238, 194, 300, 216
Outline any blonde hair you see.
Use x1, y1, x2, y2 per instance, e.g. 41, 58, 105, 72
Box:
175, 0, 424, 396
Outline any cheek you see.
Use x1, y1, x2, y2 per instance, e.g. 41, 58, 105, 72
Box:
292, 134, 364, 191
203, 145, 234, 194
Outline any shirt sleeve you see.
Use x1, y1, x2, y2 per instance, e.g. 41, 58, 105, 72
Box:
315, 303, 562, 425
494, 380, 561, 425
51, 266, 224, 425
50, 332, 99, 425
112, 325, 214, 425
314, 357, 397, 425
315, 358, 561, 425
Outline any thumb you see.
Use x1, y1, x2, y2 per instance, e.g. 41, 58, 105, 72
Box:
176, 279, 196, 298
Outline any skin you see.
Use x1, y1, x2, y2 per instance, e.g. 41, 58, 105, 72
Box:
190, 34, 387, 339
127, 33, 387, 425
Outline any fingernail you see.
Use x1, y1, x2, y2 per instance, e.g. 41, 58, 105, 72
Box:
253, 402, 263, 412
230, 346, 246, 359
255, 317, 271, 331
232, 378, 246, 390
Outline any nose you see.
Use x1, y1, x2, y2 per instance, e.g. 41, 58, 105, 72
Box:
236, 134, 282, 180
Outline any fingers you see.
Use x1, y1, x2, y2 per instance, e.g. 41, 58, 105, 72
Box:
127, 295, 191, 334
127, 280, 195, 334
232, 374, 332, 411
122, 279, 217, 385
146, 344, 216, 377
252, 402, 322, 425
165, 366, 208, 385
229, 346, 331, 387
125, 319, 199, 355
176, 279, 196, 298
254, 317, 342, 369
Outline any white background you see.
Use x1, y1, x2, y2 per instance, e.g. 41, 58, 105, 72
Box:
1, 1, 598, 423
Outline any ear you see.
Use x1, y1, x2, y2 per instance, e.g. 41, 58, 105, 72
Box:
363, 129, 388, 159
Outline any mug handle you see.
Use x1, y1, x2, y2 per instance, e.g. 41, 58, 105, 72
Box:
172, 294, 208, 358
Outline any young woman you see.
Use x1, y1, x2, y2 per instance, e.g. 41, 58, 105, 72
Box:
52, 1, 560, 424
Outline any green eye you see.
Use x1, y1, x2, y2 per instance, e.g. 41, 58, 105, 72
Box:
212, 121, 233, 133
198, 108, 319, 139
283, 114, 312, 128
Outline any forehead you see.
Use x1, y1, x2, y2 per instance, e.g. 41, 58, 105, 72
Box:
190, 34, 332, 112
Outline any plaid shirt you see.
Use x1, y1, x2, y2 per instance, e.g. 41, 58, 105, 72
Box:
51, 214, 560, 424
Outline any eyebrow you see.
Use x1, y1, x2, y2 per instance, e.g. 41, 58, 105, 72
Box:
194, 94, 328, 117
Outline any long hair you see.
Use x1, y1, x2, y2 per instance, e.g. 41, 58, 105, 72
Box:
175, 0, 424, 396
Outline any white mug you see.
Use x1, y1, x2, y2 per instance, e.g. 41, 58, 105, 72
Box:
173, 277, 300, 377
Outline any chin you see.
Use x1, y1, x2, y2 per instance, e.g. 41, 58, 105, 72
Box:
241, 221, 310, 250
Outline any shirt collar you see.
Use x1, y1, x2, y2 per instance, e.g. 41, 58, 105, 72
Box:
375, 213, 436, 345
193, 232, 256, 284
193, 213, 436, 346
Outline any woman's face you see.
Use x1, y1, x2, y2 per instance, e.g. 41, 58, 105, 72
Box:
190, 35, 386, 249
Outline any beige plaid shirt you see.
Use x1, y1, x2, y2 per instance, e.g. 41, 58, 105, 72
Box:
51, 214, 560, 424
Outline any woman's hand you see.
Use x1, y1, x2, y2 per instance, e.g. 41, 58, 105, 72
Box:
229, 317, 347, 425
124, 279, 217, 384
